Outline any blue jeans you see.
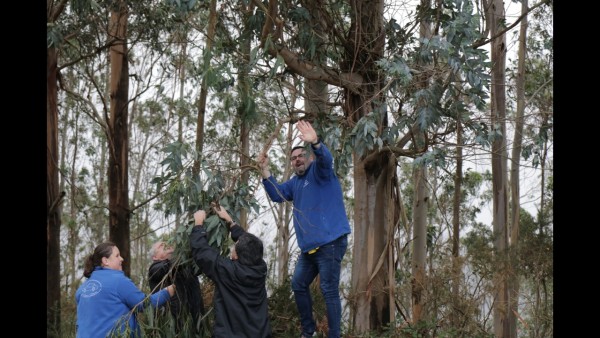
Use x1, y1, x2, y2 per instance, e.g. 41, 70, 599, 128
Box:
291, 234, 348, 338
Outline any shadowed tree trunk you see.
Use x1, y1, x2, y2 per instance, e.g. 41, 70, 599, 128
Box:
508, 1, 528, 337
237, 0, 255, 229
451, 120, 463, 328
107, 0, 131, 276
193, 0, 217, 177
47, 1, 68, 335
411, 0, 433, 327
275, 122, 294, 284
47, 33, 63, 338
410, 162, 428, 325
65, 107, 80, 298
485, 0, 509, 335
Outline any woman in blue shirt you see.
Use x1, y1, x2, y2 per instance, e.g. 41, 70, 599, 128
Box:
75, 242, 175, 338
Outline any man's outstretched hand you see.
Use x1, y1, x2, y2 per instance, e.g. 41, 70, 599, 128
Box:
257, 152, 271, 178
297, 120, 318, 145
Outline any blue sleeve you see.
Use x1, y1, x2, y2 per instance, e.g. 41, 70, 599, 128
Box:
312, 142, 335, 180
263, 176, 293, 202
118, 275, 170, 311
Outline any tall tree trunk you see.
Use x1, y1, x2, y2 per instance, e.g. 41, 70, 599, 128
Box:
193, 0, 216, 177
47, 2, 70, 335
94, 127, 109, 244
396, 177, 412, 324
66, 108, 80, 297
275, 123, 294, 284
274, 81, 299, 285
47, 37, 63, 338
410, 0, 433, 327
508, 1, 528, 337
346, 0, 391, 333
107, 0, 131, 276
237, 0, 255, 229
301, 0, 328, 122
175, 32, 188, 228
178, 40, 187, 144
410, 163, 428, 325
451, 121, 463, 328
535, 112, 550, 338
486, 0, 509, 335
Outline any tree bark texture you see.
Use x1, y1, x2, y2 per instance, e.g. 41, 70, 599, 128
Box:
451, 121, 463, 328
108, 0, 131, 276
410, 163, 428, 324
238, 0, 254, 229
487, 0, 510, 335
343, 0, 393, 333
508, 1, 528, 336
47, 43, 62, 338
411, 0, 433, 327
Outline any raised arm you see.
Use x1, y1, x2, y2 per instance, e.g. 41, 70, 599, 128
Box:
211, 203, 245, 241
297, 120, 320, 148
257, 152, 271, 179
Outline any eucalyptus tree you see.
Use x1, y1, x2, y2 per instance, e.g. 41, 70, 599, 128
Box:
508, 1, 529, 336
484, 0, 511, 334
505, 1, 553, 336
410, 0, 434, 328
191, 0, 216, 182
105, 0, 134, 276
47, 0, 68, 334
450, 97, 464, 330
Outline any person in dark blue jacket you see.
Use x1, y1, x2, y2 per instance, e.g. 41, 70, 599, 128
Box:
148, 240, 205, 334
75, 242, 175, 338
189, 204, 272, 338
257, 120, 351, 338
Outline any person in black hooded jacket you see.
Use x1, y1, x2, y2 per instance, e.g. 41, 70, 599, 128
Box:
148, 240, 205, 334
190, 204, 272, 338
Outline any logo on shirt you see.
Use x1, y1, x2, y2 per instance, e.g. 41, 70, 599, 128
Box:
80, 280, 102, 298
303, 180, 309, 188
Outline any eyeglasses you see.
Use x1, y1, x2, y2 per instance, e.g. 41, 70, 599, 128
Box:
290, 153, 307, 161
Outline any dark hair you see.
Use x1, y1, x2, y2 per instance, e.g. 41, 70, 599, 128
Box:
234, 233, 264, 266
290, 145, 305, 154
83, 242, 116, 278
291, 144, 314, 157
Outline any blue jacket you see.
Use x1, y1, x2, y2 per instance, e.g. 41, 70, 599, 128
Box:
262, 142, 351, 253
75, 267, 171, 338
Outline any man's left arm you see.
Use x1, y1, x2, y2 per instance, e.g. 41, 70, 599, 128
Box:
312, 141, 335, 177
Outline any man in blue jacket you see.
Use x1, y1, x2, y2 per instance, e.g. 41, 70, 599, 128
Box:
257, 120, 351, 338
